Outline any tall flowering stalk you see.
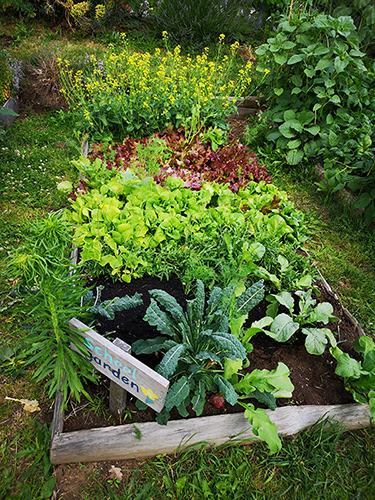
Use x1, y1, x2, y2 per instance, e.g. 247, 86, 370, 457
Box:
58, 35, 253, 141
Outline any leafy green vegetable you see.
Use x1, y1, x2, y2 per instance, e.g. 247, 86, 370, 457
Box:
133, 280, 267, 422
250, 289, 338, 355
330, 336, 375, 418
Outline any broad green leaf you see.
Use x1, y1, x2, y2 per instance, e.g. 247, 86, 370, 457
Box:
243, 404, 282, 454
315, 58, 331, 71
274, 88, 284, 96
305, 125, 320, 136
354, 336, 375, 358
288, 54, 304, 64
330, 94, 341, 104
104, 234, 117, 252
330, 347, 361, 379
157, 344, 188, 379
283, 41, 296, 50
164, 376, 190, 412
214, 374, 238, 405
278, 255, 289, 273
274, 53, 288, 65
304, 68, 316, 78
328, 130, 339, 147
287, 139, 302, 149
334, 56, 348, 74
81, 239, 102, 261
132, 336, 168, 355
283, 110, 296, 121
353, 193, 372, 209
57, 181, 73, 193
250, 316, 274, 330
291, 75, 303, 87
271, 292, 294, 312
308, 302, 336, 324
102, 204, 121, 222
107, 181, 124, 195
279, 122, 295, 139
224, 358, 243, 381
286, 149, 304, 165
294, 275, 313, 289
287, 119, 303, 132
268, 313, 299, 342
302, 328, 328, 355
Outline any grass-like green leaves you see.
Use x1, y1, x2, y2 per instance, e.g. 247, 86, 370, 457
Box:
7, 212, 97, 405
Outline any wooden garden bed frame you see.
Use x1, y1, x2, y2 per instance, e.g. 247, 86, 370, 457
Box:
50, 269, 373, 464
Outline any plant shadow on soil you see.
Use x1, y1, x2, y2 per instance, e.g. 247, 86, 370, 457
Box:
59, 274, 358, 434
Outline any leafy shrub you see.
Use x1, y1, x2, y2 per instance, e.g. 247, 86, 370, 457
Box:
58, 36, 253, 141
151, 0, 253, 50
253, 10, 375, 225
331, 335, 375, 419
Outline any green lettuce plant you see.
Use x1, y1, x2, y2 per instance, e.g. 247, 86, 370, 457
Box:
63, 164, 309, 289
224, 359, 294, 454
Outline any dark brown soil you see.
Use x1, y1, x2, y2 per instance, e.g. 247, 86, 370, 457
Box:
61, 274, 359, 433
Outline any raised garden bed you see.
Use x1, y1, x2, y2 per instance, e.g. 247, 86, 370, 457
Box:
50, 274, 372, 465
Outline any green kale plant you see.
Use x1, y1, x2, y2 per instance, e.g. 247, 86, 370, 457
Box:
330, 335, 375, 419
132, 280, 266, 424
249, 289, 338, 355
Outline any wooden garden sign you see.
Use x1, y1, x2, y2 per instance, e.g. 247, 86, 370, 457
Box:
69, 318, 169, 413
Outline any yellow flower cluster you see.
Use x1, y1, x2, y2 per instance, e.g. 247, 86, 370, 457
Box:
70, 1, 89, 19
95, 4, 106, 20
59, 41, 254, 137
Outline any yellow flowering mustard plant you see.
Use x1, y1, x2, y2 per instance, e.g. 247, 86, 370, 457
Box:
95, 4, 106, 20
59, 41, 253, 141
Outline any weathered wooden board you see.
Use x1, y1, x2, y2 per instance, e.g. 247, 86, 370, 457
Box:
50, 403, 372, 464
109, 338, 132, 418
69, 318, 169, 412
